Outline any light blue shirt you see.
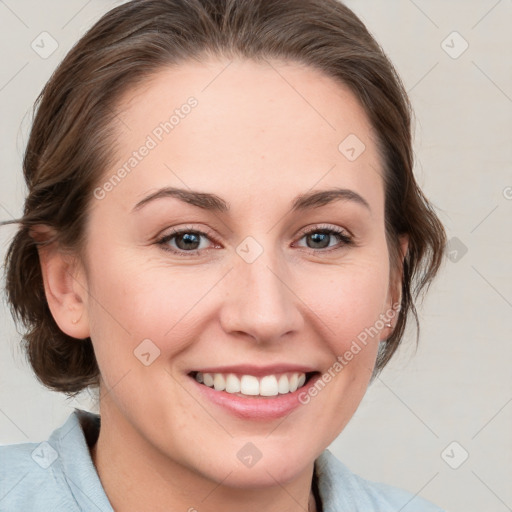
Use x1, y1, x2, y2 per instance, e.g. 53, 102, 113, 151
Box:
0, 409, 445, 511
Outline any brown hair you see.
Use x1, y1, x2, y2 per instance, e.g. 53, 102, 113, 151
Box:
2, 0, 446, 394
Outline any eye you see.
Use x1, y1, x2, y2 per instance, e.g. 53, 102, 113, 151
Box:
155, 224, 354, 257
295, 225, 354, 252
156, 226, 217, 256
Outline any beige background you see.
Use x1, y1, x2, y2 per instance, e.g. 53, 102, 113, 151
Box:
0, 1, 511, 511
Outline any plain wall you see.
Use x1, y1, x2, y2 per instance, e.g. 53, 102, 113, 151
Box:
0, 1, 511, 511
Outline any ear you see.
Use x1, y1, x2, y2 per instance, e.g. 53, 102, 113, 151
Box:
31, 225, 91, 340
382, 234, 409, 340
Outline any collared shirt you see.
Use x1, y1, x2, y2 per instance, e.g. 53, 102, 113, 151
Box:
0, 409, 445, 511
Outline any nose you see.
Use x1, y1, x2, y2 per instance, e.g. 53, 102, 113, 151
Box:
218, 247, 304, 344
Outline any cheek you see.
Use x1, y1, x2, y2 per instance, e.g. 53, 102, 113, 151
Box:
299, 256, 390, 349
296, 259, 388, 427
85, 248, 217, 357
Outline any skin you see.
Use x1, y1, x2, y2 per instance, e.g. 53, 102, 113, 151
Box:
38, 58, 408, 512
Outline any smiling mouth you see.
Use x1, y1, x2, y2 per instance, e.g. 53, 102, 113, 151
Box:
188, 371, 319, 398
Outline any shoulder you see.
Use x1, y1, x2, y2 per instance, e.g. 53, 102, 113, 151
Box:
0, 439, 78, 511
315, 449, 446, 512
0, 409, 104, 512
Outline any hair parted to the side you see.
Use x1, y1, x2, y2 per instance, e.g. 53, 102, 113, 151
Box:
2, 0, 446, 395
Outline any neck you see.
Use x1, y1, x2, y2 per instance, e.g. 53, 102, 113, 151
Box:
90, 401, 319, 512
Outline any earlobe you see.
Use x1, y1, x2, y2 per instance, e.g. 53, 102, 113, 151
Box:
33, 226, 90, 340
393, 233, 409, 302
382, 234, 409, 340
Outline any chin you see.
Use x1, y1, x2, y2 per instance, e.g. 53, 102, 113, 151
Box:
199, 440, 318, 488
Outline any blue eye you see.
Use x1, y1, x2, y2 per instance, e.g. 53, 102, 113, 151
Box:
157, 228, 213, 255
297, 227, 353, 251
156, 225, 353, 257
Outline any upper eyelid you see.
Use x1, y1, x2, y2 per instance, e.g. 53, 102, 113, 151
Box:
158, 224, 352, 249
159, 223, 349, 238
296, 224, 351, 237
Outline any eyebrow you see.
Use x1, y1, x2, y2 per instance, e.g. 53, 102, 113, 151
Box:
131, 186, 371, 214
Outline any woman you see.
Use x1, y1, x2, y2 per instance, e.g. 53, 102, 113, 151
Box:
0, 0, 447, 510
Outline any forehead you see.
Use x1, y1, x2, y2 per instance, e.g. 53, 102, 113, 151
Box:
102, 58, 384, 216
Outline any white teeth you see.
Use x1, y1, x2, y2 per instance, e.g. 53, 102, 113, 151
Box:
289, 373, 298, 392
194, 371, 309, 397
240, 375, 259, 395
259, 375, 278, 396
225, 373, 241, 393
277, 374, 289, 394
213, 373, 225, 391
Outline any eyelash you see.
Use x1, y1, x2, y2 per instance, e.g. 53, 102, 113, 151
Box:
156, 224, 354, 257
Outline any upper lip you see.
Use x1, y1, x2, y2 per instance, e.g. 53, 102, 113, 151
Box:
189, 364, 319, 377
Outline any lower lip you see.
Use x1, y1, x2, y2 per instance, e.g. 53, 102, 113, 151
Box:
190, 373, 321, 420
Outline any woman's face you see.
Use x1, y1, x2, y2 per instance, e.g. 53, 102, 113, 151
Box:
79, 58, 402, 486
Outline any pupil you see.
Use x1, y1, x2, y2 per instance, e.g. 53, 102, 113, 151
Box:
309, 232, 329, 249
178, 233, 199, 250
